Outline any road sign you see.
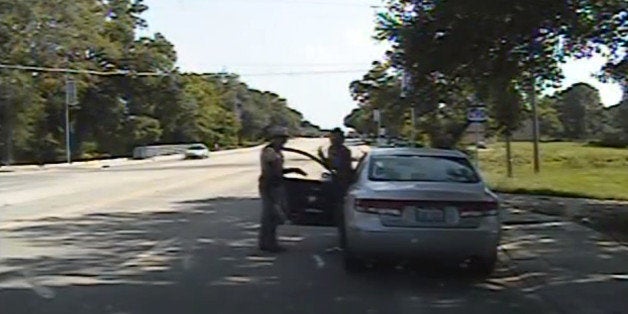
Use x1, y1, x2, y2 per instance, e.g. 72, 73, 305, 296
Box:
373, 109, 381, 122
401, 72, 411, 98
467, 107, 487, 122
66, 78, 78, 106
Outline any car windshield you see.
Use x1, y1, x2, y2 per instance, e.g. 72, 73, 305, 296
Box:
368, 155, 480, 183
188, 145, 206, 150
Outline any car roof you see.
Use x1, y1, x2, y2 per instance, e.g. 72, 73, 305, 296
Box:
368, 147, 468, 158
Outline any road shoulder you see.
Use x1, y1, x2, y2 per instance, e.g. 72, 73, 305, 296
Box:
500, 205, 628, 314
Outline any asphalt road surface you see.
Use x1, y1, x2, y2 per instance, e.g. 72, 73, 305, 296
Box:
1, 138, 626, 314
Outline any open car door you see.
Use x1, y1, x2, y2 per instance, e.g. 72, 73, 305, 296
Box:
282, 147, 338, 227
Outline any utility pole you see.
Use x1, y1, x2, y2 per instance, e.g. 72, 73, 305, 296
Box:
506, 132, 513, 178
410, 107, 416, 147
374, 108, 381, 144
1, 79, 14, 166
530, 79, 540, 173
65, 75, 78, 164
401, 69, 415, 147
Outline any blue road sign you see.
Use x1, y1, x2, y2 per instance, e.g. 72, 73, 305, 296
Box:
467, 107, 487, 122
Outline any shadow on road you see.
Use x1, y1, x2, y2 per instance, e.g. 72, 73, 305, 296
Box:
3, 197, 623, 313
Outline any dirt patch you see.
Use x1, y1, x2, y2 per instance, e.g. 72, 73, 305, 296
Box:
499, 194, 628, 244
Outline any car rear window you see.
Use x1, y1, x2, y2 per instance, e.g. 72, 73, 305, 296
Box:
368, 155, 480, 183
189, 145, 207, 150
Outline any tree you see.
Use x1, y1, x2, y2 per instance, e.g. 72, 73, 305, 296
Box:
596, 99, 628, 147
126, 115, 162, 146
368, 0, 626, 146
299, 121, 323, 137
537, 96, 564, 140
349, 62, 412, 139
0, 1, 319, 163
176, 74, 239, 147
343, 107, 375, 135
0, 0, 118, 162
554, 83, 604, 140
602, 55, 627, 95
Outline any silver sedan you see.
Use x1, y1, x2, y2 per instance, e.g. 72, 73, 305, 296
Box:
283, 146, 501, 275
339, 148, 501, 273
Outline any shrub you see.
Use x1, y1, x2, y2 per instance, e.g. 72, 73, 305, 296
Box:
589, 127, 628, 148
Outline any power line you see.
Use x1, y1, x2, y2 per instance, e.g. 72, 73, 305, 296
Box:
240, 69, 369, 76
204, 0, 382, 8
0, 64, 167, 76
210, 62, 371, 68
0, 63, 368, 77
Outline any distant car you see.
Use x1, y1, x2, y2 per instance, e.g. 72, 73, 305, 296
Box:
185, 144, 210, 159
393, 140, 410, 147
282, 147, 501, 275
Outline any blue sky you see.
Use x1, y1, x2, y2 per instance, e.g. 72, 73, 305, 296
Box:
140, 0, 623, 129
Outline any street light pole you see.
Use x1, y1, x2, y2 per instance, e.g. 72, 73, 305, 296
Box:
65, 75, 71, 164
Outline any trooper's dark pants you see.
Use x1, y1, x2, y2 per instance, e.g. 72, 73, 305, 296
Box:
258, 185, 284, 249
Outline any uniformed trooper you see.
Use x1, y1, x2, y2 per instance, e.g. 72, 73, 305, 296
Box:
258, 126, 307, 252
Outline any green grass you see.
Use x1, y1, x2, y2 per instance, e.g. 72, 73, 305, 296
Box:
478, 142, 628, 200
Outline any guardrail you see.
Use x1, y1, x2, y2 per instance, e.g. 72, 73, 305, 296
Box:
132, 144, 195, 159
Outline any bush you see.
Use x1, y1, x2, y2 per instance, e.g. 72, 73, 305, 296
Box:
589, 128, 628, 148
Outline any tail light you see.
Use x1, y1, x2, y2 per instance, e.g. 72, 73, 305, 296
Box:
354, 199, 403, 216
458, 201, 499, 217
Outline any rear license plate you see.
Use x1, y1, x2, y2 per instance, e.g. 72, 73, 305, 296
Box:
415, 208, 444, 222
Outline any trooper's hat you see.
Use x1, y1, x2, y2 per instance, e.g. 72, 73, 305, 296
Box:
268, 126, 290, 138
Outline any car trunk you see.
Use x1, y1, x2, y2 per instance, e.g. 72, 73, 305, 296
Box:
356, 182, 497, 228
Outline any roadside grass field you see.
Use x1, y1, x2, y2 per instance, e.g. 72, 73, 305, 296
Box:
478, 142, 628, 200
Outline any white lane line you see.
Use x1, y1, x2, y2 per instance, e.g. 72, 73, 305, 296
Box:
312, 254, 325, 268
20, 270, 55, 299
118, 238, 178, 267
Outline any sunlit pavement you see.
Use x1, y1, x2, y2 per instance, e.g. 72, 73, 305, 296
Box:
0, 138, 626, 314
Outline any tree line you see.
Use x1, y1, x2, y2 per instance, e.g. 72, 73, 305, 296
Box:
345, 0, 627, 149
536, 83, 628, 147
0, 0, 321, 165
346, 80, 628, 147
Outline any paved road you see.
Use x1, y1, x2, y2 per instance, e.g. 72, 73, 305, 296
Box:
0, 138, 626, 314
